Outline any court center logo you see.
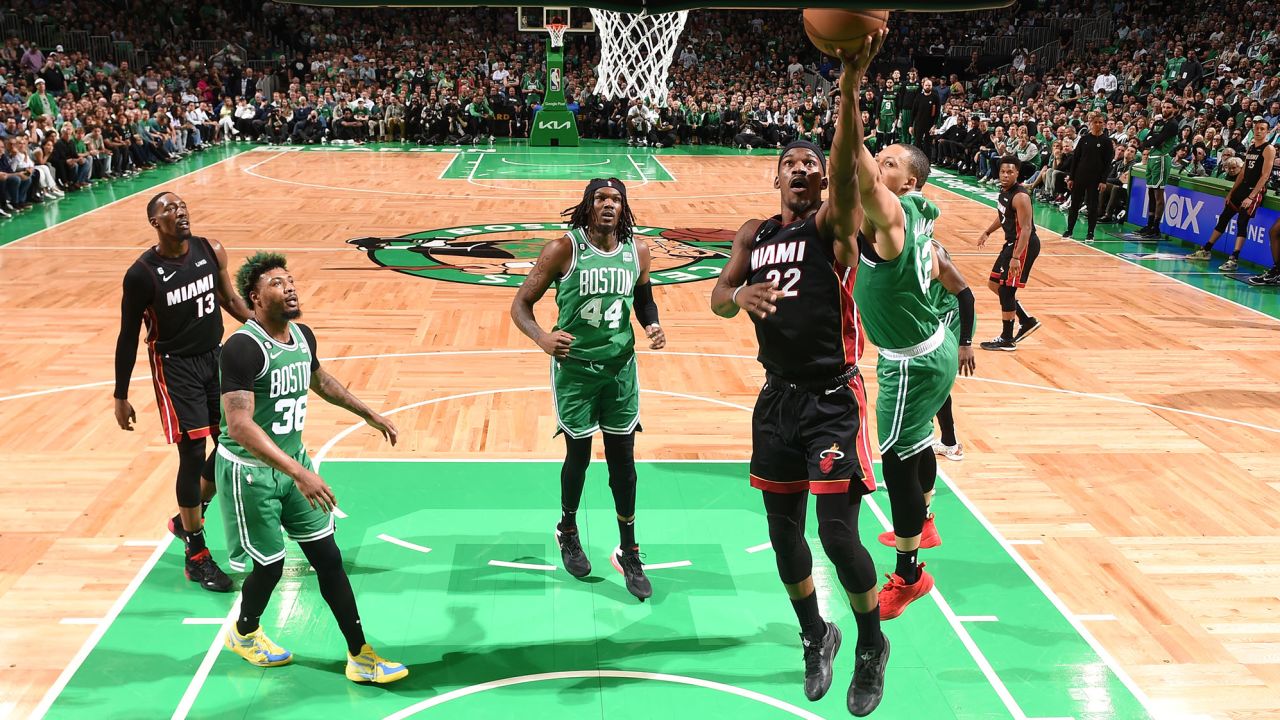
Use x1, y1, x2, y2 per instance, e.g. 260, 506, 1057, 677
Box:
347, 222, 732, 288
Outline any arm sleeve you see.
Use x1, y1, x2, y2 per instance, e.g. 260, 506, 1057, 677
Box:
114, 263, 153, 399
956, 287, 976, 347
219, 333, 267, 394
297, 323, 321, 371
633, 281, 659, 327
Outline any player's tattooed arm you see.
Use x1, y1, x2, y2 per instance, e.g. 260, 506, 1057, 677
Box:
209, 238, 253, 322
511, 235, 574, 358
222, 390, 308, 477
310, 367, 398, 445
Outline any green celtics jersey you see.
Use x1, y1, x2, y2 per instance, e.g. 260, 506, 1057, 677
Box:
553, 228, 640, 362
218, 320, 313, 462
878, 94, 897, 123
927, 245, 958, 322
853, 192, 943, 350
1163, 57, 1185, 86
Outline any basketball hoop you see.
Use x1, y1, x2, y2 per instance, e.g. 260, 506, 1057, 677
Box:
590, 9, 689, 104
546, 22, 568, 48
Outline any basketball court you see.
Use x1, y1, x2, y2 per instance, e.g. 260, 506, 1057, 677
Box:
3, 3, 1280, 716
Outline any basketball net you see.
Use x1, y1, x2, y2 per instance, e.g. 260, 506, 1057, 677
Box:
589, 9, 689, 104
546, 22, 568, 49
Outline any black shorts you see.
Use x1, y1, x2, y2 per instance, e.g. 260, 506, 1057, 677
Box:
147, 347, 220, 444
749, 368, 875, 496
989, 235, 1041, 288
1218, 189, 1264, 234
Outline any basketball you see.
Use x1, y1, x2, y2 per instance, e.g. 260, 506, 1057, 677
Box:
802, 9, 889, 58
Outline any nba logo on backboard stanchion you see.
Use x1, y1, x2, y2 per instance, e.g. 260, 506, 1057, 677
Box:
550, 68, 561, 92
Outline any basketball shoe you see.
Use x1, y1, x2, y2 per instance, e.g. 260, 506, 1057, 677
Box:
185, 549, 233, 592
878, 564, 935, 620
847, 634, 890, 717
932, 439, 964, 461
346, 644, 409, 684
224, 626, 292, 667
876, 516, 941, 549
802, 621, 841, 701
1012, 317, 1041, 343
611, 546, 652, 601
556, 527, 591, 578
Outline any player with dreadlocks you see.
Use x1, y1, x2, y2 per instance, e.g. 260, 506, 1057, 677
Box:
511, 178, 666, 601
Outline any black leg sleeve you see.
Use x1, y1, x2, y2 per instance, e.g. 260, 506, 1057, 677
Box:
299, 535, 367, 656
882, 448, 927, 538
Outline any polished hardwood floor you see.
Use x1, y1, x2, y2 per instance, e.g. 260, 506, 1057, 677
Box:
1, 147, 1277, 719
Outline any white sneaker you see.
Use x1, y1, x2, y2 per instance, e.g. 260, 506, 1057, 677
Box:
932, 440, 964, 461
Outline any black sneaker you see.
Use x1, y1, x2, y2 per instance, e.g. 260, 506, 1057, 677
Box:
1246, 269, 1280, 286
556, 528, 591, 578
1062, 228, 1074, 239
185, 549, 234, 592
847, 634, 891, 717
1012, 317, 1041, 343
801, 621, 841, 701
979, 336, 1017, 352
611, 546, 653, 601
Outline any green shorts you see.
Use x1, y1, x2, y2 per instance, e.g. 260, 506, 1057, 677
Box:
551, 354, 640, 439
215, 447, 334, 572
1146, 153, 1172, 189
874, 326, 958, 459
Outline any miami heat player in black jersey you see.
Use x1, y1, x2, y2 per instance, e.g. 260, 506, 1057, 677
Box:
1196, 116, 1276, 271
978, 155, 1042, 351
712, 39, 893, 712
113, 192, 250, 592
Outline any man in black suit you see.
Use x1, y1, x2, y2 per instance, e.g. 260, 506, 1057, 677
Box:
1064, 111, 1115, 242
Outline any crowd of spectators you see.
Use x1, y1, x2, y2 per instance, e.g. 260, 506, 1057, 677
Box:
2, 0, 1278, 224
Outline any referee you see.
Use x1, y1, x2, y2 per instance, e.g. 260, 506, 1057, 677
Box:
1064, 111, 1115, 243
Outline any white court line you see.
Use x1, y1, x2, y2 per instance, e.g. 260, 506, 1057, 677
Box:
1073, 614, 1118, 622
642, 560, 692, 570
377, 533, 432, 554
625, 154, 651, 185
332, 507, 348, 519
928, 167, 1280, 328
956, 615, 1001, 622
745, 542, 772, 553
488, 560, 556, 571
171, 598, 240, 720
935, 467, 1159, 718
651, 155, 677, 181
437, 151, 467, 180
181, 618, 227, 625
863, 494, 1045, 720
500, 157, 611, 168
58, 618, 103, 626
381, 670, 826, 720
322, 457, 749, 463
1, 151, 249, 249
10, 347, 1277, 437
30, 537, 172, 719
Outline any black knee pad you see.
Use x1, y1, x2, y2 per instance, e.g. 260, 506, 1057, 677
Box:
299, 535, 344, 576
997, 284, 1018, 313
919, 449, 937, 495
766, 511, 813, 585
176, 438, 206, 507
882, 449, 927, 539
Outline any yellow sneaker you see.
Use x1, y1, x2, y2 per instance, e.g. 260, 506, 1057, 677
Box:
223, 626, 293, 667
346, 644, 408, 684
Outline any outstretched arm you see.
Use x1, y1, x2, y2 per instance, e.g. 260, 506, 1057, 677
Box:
816, 30, 884, 265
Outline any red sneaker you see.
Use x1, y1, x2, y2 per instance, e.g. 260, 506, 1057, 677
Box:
876, 516, 942, 549
877, 564, 934, 620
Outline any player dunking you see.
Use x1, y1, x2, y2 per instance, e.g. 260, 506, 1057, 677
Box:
712, 36, 888, 717
215, 252, 407, 683
114, 192, 251, 592
511, 178, 666, 602
846, 85, 957, 622
978, 156, 1043, 351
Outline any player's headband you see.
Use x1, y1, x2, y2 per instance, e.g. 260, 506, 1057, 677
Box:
584, 177, 627, 203
779, 140, 826, 173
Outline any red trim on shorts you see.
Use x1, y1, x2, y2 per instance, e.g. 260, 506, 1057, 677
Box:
848, 373, 877, 493
808, 479, 852, 495
832, 261, 865, 365
185, 426, 214, 440
750, 474, 810, 494
147, 346, 182, 445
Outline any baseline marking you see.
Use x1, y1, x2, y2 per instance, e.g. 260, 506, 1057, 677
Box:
745, 542, 772, 554
642, 560, 693, 570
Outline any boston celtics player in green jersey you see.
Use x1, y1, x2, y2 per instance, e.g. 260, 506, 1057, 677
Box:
1136, 100, 1181, 238
848, 88, 959, 622
215, 252, 408, 684
511, 178, 666, 602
